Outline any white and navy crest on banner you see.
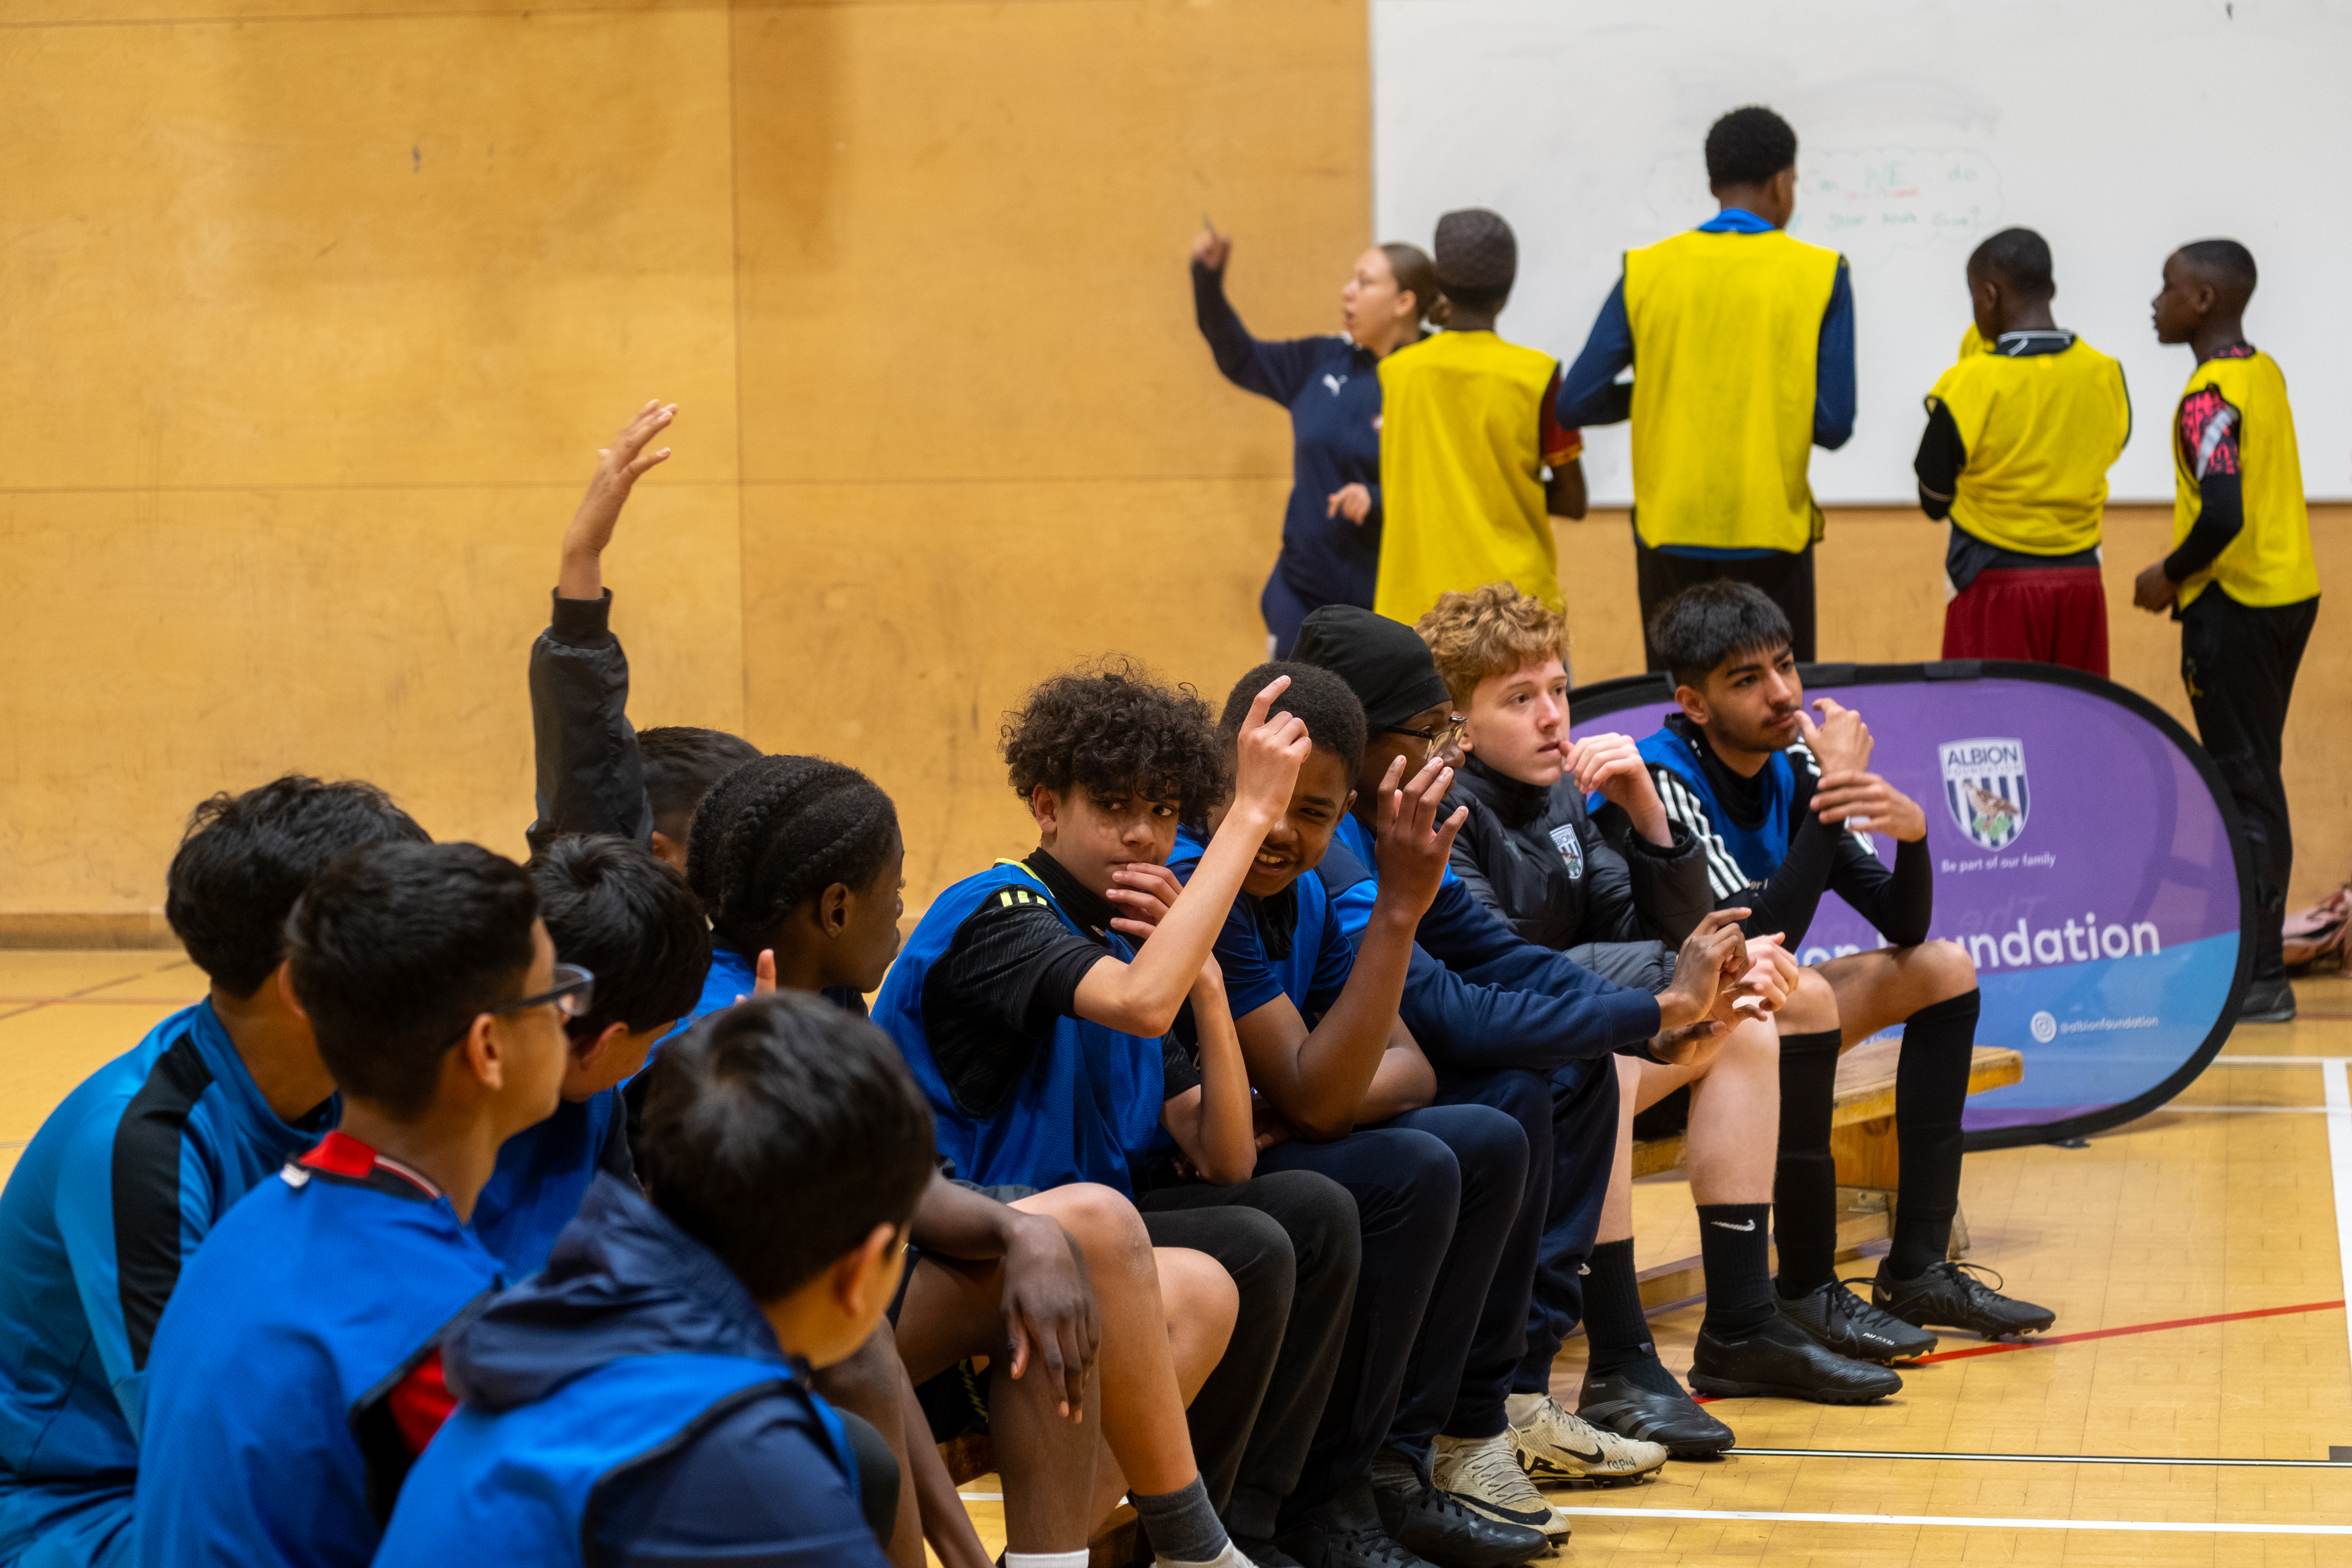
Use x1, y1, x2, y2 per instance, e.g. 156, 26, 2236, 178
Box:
1548, 824, 1585, 880
1938, 737, 2028, 850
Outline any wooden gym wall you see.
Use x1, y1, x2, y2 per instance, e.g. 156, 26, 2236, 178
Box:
2, 0, 2341, 936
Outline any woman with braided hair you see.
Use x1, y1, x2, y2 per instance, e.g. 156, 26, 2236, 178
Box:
677, 752, 1255, 1568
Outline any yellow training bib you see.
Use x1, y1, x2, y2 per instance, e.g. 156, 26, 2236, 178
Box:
2170, 350, 2318, 609
1622, 229, 1841, 554
1375, 331, 1572, 623
1926, 334, 2131, 556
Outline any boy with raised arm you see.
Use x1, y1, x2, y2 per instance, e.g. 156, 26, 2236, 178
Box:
133, 843, 573, 1566
877, 664, 1361, 1568
525, 409, 1200, 1568
1560, 106, 1853, 666
1917, 228, 2130, 675
376, 994, 936, 1566
0, 778, 426, 1568
2132, 240, 2319, 1024
1639, 582, 2055, 1342
1419, 583, 1900, 1422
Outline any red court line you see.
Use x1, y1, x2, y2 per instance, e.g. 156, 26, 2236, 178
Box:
1912, 1297, 2346, 1364
1692, 1298, 2345, 1400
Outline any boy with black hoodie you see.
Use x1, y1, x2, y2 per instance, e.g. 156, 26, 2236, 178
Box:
376, 992, 928, 1566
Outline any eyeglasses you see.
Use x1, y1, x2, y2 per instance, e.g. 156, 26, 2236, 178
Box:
489, 963, 596, 1022
1381, 723, 1442, 741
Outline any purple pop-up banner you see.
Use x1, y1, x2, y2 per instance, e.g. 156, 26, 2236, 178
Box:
1568, 661, 2254, 1147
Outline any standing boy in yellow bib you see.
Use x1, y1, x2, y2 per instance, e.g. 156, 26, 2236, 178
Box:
1915, 228, 2131, 675
1559, 106, 1852, 669
1374, 208, 1587, 627
2133, 240, 2320, 1023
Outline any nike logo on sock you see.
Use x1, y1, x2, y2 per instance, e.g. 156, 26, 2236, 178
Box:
1708, 1219, 1757, 1231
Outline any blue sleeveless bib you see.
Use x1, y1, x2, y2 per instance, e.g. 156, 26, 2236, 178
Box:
873, 862, 1164, 1196
1636, 729, 1797, 885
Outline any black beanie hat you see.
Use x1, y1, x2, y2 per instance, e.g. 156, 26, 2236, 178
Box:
1291, 606, 1454, 731
1434, 208, 1518, 294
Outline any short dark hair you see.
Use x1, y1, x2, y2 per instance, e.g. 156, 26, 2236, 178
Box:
1218, 662, 1367, 781
2177, 238, 2258, 306
165, 777, 430, 998
284, 842, 540, 1120
639, 727, 763, 849
1970, 227, 2054, 300
1002, 658, 1227, 818
639, 993, 934, 1302
1648, 581, 1793, 691
532, 836, 712, 1044
685, 756, 901, 958
1705, 106, 1798, 187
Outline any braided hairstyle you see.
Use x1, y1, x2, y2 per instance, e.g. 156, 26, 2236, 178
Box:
685, 755, 901, 958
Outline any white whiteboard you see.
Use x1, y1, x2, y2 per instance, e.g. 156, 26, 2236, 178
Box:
1371, 0, 2352, 504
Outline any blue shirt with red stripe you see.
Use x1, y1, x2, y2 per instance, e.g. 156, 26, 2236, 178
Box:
132, 1131, 504, 1568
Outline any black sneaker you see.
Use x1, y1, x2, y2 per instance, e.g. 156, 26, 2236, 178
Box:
1276, 1482, 1439, 1568
2239, 974, 2297, 1023
1373, 1477, 1549, 1568
1777, 1277, 1939, 1363
1873, 1260, 2054, 1340
1687, 1315, 1902, 1404
1575, 1364, 1733, 1460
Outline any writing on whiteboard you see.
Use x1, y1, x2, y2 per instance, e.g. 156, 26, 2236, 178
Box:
1786, 147, 2004, 262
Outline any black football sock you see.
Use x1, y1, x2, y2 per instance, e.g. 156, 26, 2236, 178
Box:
1886, 988, 1980, 1280
1696, 1203, 1777, 1338
1772, 1028, 1843, 1299
1580, 1238, 1656, 1381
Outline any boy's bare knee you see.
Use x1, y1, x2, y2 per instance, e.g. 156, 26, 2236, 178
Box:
1923, 938, 1978, 997
1025, 1182, 1148, 1272
1778, 966, 1840, 1035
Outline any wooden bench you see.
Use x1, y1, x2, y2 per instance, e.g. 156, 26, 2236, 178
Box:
1627, 1041, 2023, 1313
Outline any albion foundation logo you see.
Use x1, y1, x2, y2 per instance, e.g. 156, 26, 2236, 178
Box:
1939, 737, 2029, 850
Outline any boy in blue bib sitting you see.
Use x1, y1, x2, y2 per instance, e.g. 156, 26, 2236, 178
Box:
377, 992, 930, 1566
877, 663, 1361, 1568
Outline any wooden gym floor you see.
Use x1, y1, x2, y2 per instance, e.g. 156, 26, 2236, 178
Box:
8, 954, 2352, 1563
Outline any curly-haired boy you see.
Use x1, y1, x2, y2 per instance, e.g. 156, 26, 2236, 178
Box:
876, 660, 1361, 1568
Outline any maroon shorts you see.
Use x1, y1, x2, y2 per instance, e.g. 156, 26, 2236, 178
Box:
1941, 566, 2108, 678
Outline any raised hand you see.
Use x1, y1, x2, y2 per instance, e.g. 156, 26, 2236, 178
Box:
1371, 754, 1470, 916
1105, 861, 1186, 944
1325, 484, 1373, 525
1232, 675, 1312, 825
1191, 223, 1232, 271
1793, 696, 1872, 777
558, 400, 676, 601
1811, 772, 1928, 842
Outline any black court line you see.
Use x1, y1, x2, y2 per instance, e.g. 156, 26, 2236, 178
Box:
1729, 1447, 2352, 1469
